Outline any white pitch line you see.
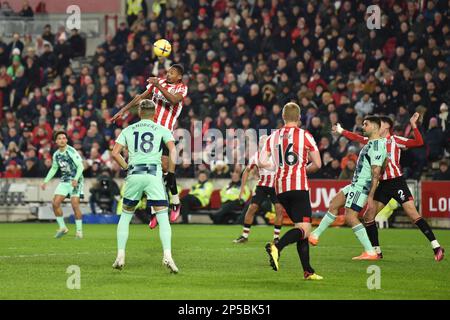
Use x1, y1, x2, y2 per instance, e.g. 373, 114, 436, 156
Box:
0, 252, 109, 259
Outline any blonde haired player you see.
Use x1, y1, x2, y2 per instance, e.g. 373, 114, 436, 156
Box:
259, 102, 323, 280
111, 99, 179, 272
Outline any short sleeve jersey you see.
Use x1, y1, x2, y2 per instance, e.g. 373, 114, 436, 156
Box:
115, 119, 175, 166
53, 145, 84, 182
145, 79, 188, 131
351, 138, 387, 191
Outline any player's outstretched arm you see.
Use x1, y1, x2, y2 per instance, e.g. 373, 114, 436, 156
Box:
306, 150, 322, 174
110, 90, 152, 123
334, 123, 368, 144
111, 143, 128, 170
395, 112, 424, 148
41, 158, 59, 189
150, 77, 183, 105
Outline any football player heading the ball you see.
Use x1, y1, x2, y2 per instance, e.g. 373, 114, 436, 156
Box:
110, 40, 187, 226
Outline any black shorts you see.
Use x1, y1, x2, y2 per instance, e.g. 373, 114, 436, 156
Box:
277, 190, 312, 223
374, 176, 413, 205
250, 186, 279, 205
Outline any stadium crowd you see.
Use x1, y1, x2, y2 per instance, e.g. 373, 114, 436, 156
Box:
0, 0, 449, 181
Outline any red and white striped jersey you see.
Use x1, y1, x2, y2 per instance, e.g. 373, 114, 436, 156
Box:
265, 126, 319, 194
342, 128, 424, 180
146, 78, 188, 132
248, 152, 275, 188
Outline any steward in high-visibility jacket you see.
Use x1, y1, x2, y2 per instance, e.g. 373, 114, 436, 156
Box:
127, 0, 143, 15
220, 180, 250, 203
189, 181, 214, 207
211, 171, 250, 224
126, 0, 147, 27
180, 171, 213, 223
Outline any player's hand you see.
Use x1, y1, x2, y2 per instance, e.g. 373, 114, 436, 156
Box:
332, 123, 344, 134
410, 112, 420, 128
110, 109, 124, 123
147, 77, 159, 86
72, 180, 78, 188
40, 183, 46, 190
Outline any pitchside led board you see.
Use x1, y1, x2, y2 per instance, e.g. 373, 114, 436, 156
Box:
308, 179, 450, 220
422, 181, 450, 219
308, 180, 419, 215
309, 180, 349, 214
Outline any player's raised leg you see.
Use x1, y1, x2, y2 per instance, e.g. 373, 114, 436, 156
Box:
52, 194, 69, 238
402, 200, 445, 261
309, 188, 347, 245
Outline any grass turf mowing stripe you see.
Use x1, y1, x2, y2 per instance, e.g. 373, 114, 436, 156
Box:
0, 223, 449, 300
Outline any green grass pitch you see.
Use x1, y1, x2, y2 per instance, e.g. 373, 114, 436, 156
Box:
0, 223, 449, 300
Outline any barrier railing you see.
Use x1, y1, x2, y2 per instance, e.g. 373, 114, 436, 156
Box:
0, 16, 101, 38
0, 178, 448, 225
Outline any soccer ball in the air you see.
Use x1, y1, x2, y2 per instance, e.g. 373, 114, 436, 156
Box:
153, 39, 172, 57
